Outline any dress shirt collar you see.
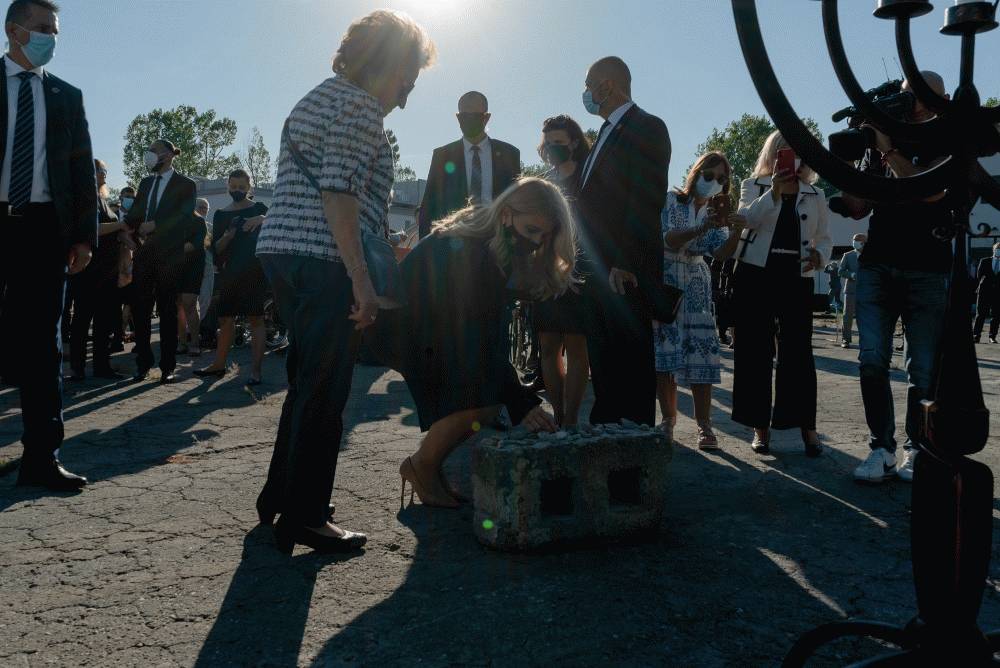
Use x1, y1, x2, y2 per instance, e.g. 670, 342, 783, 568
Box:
154, 168, 174, 183
605, 101, 635, 130
463, 135, 491, 153
4, 55, 43, 80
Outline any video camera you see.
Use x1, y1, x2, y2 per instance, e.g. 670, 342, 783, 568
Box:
828, 79, 918, 162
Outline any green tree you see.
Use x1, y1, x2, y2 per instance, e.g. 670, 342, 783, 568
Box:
239, 126, 273, 188
520, 161, 549, 178
696, 114, 828, 205
386, 129, 418, 182
985, 96, 999, 108
122, 105, 241, 186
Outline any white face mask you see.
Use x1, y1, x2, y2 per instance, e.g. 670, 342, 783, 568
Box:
853, 241, 864, 251
144, 151, 161, 171
794, 158, 802, 172
694, 174, 724, 199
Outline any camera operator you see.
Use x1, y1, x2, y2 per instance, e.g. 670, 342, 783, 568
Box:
839, 71, 952, 484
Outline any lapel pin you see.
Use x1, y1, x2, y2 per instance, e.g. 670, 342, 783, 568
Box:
51, 87, 60, 94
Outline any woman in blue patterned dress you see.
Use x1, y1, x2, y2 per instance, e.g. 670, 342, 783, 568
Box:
654, 152, 744, 449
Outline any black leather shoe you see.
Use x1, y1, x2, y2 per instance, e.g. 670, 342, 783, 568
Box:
16, 459, 88, 491
94, 369, 126, 380
68, 372, 86, 382
274, 517, 366, 555
132, 368, 150, 382
160, 372, 178, 384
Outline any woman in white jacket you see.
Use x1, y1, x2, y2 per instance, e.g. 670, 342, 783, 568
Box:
732, 131, 832, 456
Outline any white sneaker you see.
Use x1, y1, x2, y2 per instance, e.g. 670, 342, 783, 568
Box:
853, 448, 897, 483
897, 449, 916, 483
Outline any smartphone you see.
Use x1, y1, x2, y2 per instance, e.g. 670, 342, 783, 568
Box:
776, 147, 796, 176
709, 193, 731, 221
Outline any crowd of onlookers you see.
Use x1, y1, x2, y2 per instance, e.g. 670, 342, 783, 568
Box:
5, 2, 993, 558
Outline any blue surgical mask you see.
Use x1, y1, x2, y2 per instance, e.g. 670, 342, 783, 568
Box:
582, 89, 601, 115
994, 250, 1000, 259
121, 197, 134, 210
14, 24, 56, 68
853, 241, 864, 251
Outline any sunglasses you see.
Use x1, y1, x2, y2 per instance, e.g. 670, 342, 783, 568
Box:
700, 168, 729, 185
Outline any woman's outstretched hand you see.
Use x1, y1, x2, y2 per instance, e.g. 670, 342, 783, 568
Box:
521, 406, 558, 433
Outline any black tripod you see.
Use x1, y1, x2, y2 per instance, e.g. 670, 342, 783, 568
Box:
731, 0, 1000, 664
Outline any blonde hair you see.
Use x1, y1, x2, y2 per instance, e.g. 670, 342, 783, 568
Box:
751, 130, 819, 184
332, 10, 436, 87
434, 177, 577, 301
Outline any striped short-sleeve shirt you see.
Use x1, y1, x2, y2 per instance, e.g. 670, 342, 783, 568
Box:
256, 76, 394, 262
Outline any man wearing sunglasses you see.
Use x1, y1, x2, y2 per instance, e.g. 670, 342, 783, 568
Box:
417, 91, 520, 238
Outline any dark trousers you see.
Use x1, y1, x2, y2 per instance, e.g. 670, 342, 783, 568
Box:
0, 204, 67, 461
585, 280, 656, 426
973, 287, 999, 339
257, 255, 359, 528
732, 262, 817, 430
69, 270, 120, 374
131, 244, 182, 374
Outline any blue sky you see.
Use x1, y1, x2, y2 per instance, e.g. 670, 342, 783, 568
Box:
40, 0, 1000, 191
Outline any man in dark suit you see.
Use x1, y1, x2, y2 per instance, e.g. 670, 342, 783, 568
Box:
575, 56, 670, 427
1, 0, 97, 491
417, 91, 520, 238
974, 241, 1000, 344
125, 139, 196, 383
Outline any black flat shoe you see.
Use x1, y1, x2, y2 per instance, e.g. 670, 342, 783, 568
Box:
160, 372, 178, 385
245, 377, 262, 387
17, 459, 88, 491
67, 373, 85, 382
132, 369, 150, 383
194, 367, 226, 378
94, 369, 126, 380
273, 517, 366, 555
801, 430, 823, 458
256, 500, 335, 526
751, 431, 770, 454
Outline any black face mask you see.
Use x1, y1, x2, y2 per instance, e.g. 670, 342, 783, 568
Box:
458, 113, 487, 140
509, 225, 541, 257
546, 144, 572, 165
229, 190, 248, 203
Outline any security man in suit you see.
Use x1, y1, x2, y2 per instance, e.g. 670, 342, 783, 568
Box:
974, 241, 1000, 343
125, 139, 197, 384
417, 91, 520, 238
575, 56, 671, 427
2, 0, 97, 491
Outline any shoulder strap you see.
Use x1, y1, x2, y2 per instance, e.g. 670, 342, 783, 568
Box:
282, 120, 323, 194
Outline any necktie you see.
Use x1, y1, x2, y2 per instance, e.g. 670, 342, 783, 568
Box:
147, 175, 163, 221
469, 145, 482, 203
581, 120, 612, 185
994, 258, 999, 275
9, 71, 36, 209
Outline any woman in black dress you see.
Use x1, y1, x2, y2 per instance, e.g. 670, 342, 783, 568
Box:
371, 178, 577, 508
195, 169, 269, 385
68, 159, 127, 380
176, 198, 209, 357
534, 115, 590, 426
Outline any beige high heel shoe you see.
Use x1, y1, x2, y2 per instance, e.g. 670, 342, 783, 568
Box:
399, 457, 459, 509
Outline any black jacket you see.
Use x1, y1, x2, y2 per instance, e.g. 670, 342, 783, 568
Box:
977, 257, 1000, 296
417, 137, 520, 238
126, 170, 197, 256
575, 104, 670, 291
0, 57, 97, 249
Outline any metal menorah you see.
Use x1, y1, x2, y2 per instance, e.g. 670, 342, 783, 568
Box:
731, 0, 1000, 665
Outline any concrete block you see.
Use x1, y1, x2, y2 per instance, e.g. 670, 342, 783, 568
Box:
472, 424, 672, 551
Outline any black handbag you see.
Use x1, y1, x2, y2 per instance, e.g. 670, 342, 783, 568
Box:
630, 280, 684, 324
281, 120, 404, 309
